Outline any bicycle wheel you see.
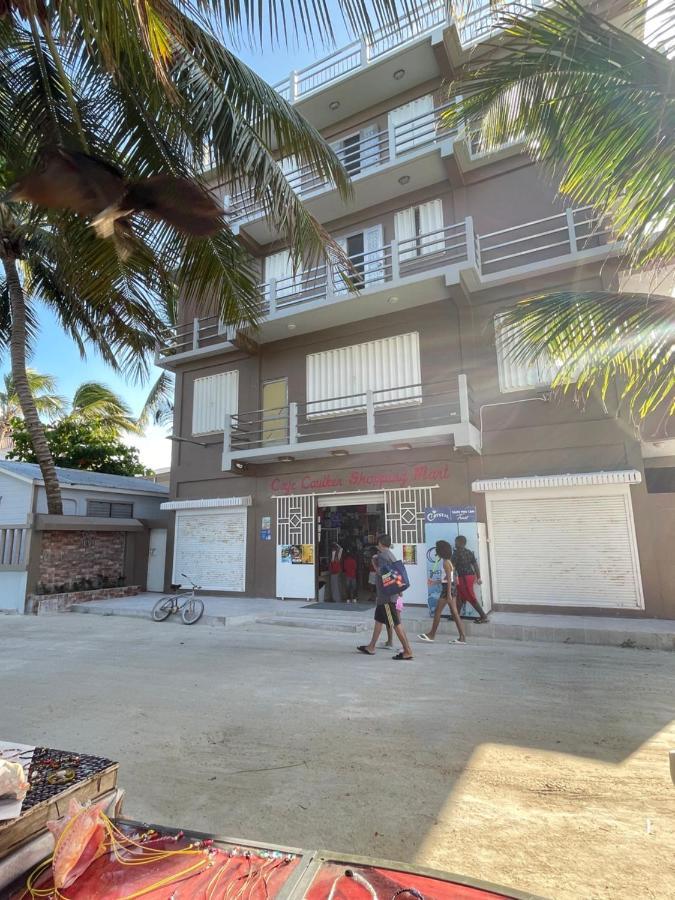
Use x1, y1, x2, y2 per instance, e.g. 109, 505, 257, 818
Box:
152, 596, 176, 622
181, 597, 204, 625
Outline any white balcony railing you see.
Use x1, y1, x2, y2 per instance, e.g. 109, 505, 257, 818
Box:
228, 100, 459, 223
0, 526, 29, 568
274, 0, 448, 102
225, 375, 477, 461
272, 2, 547, 103
157, 208, 617, 362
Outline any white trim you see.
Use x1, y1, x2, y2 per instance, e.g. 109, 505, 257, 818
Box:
161, 496, 252, 511
472, 470, 641, 493
271, 483, 439, 501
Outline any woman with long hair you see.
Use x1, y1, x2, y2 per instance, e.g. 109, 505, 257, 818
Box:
418, 540, 466, 644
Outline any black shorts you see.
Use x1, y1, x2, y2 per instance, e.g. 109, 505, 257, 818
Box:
375, 602, 400, 628
440, 583, 457, 600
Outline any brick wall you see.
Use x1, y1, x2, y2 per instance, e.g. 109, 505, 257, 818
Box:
39, 530, 126, 591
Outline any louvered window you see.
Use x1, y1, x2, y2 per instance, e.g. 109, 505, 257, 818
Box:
192, 371, 239, 435
306, 332, 421, 417
87, 500, 133, 518
494, 315, 558, 392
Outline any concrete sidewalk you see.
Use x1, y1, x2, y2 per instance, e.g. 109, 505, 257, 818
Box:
69, 592, 675, 650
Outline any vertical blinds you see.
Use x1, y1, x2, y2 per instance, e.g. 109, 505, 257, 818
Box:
306, 332, 421, 416
494, 316, 558, 392
192, 370, 239, 435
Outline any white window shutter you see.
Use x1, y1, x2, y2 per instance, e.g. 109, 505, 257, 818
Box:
418, 199, 445, 255
266, 249, 302, 299
363, 224, 385, 285
333, 236, 349, 297
192, 371, 239, 435
306, 332, 421, 416
395, 207, 417, 261
360, 123, 380, 170
390, 94, 434, 155
495, 315, 554, 392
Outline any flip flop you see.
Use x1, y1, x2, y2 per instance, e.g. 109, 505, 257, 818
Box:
357, 645, 375, 655
392, 653, 413, 660
418, 634, 434, 642
449, 639, 468, 645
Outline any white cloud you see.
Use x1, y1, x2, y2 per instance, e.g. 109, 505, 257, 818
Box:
123, 425, 172, 471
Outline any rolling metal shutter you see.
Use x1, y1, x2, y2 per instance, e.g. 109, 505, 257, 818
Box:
192, 370, 239, 435
306, 332, 421, 415
487, 491, 644, 608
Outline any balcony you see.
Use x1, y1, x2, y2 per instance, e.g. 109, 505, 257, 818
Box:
272, 1, 546, 107
157, 207, 620, 368
222, 375, 481, 470
228, 100, 463, 241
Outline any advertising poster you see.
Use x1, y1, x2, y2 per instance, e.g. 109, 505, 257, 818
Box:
424, 506, 480, 618
402, 545, 417, 565
280, 544, 314, 565
260, 516, 272, 541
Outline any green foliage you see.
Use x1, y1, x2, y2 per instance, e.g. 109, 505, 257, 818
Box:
7, 416, 154, 477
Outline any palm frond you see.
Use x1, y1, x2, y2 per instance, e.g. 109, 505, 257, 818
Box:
138, 371, 175, 428
501, 290, 675, 421
443, 0, 675, 266
69, 380, 141, 433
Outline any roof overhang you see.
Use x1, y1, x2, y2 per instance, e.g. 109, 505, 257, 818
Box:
472, 470, 642, 493
161, 496, 252, 511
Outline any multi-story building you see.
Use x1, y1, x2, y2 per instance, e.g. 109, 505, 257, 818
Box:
158, 2, 674, 618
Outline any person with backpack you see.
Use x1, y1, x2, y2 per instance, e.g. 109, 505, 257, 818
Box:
357, 534, 413, 660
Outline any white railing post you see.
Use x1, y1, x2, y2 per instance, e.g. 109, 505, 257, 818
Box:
390, 240, 400, 281
222, 417, 232, 470
360, 36, 369, 67
268, 279, 278, 316
465, 216, 478, 271
289, 402, 298, 445
192, 318, 199, 351
458, 374, 470, 424
325, 264, 335, 300
565, 208, 578, 255
289, 70, 299, 102
366, 390, 375, 434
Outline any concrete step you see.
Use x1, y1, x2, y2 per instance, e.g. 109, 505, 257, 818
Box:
256, 615, 369, 633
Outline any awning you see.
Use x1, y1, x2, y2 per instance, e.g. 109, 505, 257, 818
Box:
160, 496, 252, 511
472, 470, 641, 493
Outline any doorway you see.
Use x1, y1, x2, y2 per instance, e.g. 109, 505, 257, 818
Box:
316, 496, 386, 603
146, 528, 167, 592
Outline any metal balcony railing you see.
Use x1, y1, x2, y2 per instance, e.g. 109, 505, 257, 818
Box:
457, 0, 546, 46
157, 207, 618, 362
227, 376, 471, 456
227, 100, 459, 223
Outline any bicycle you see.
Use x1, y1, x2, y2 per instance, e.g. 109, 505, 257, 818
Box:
151, 574, 205, 625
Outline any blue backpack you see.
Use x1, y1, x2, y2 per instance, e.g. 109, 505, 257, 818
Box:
378, 559, 411, 596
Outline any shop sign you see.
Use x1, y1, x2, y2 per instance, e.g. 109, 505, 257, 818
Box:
424, 505, 476, 524
270, 463, 449, 496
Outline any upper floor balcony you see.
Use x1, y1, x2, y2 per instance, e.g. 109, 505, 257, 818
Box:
272, 1, 546, 117
226, 99, 520, 243
157, 206, 621, 369
222, 374, 481, 470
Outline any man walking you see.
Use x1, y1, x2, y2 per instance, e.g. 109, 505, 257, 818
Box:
357, 534, 413, 660
452, 535, 489, 623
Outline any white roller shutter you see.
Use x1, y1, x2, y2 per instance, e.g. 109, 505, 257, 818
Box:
486, 489, 644, 608
306, 332, 421, 416
192, 370, 239, 435
172, 506, 247, 591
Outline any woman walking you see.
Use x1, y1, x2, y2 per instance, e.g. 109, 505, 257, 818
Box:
418, 540, 466, 644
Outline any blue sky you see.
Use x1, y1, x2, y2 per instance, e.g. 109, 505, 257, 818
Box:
2, 4, 351, 469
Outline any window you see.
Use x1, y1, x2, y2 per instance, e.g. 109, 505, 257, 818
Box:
306, 332, 421, 416
87, 500, 134, 518
388, 95, 434, 155
395, 199, 445, 260
192, 370, 239, 435
334, 225, 385, 295
494, 315, 558, 392
265, 249, 303, 299
334, 124, 380, 175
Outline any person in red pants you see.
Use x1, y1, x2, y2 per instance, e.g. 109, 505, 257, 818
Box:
452, 535, 489, 623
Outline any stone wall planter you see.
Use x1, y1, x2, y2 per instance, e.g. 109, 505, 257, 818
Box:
28, 585, 140, 615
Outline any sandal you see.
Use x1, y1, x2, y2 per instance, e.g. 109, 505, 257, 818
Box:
449, 639, 467, 645
392, 652, 413, 660
357, 645, 375, 655
418, 634, 434, 642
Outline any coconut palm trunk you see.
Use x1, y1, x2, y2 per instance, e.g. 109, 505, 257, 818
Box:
1, 254, 63, 515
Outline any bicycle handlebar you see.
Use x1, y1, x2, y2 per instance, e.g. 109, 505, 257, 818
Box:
180, 572, 202, 590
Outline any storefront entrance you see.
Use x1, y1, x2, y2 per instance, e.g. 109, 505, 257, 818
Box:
317, 495, 386, 603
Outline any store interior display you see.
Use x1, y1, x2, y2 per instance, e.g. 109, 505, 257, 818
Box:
317, 504, 386, 602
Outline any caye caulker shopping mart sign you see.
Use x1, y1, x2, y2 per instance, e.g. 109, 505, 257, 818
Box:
270, 463, 450, 496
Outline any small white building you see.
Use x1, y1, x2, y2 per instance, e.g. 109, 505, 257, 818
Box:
0, 461, 169, 613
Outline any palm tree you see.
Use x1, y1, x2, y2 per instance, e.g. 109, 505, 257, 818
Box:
139, 372, 174, 430
0, 1, 415, 513
68, 382, 140, 435
443, 0, 675, 425
0, 369, 64, 450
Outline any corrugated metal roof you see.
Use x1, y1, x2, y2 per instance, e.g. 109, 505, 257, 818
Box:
0, 460, 168, 495
472, 470, 642, 492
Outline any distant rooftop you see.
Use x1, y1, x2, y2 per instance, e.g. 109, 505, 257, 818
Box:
0, 460, 168, 495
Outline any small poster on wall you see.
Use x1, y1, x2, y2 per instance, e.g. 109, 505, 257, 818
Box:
402, 545, 417, 565
260, 516, 272, 541
280, 545, 314, 565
